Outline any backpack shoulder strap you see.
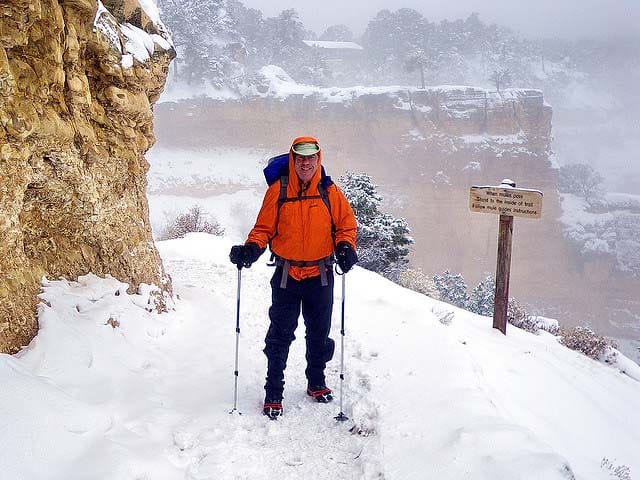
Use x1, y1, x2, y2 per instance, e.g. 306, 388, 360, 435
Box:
278, 175, 289, 205
318, 182, 336, 245
271, 175, 288, 242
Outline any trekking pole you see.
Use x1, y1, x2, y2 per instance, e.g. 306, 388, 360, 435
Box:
335, 273, 348, 422
230, 266, 242, 415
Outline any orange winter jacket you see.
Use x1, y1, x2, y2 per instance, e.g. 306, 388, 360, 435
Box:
246, 136, 357, 281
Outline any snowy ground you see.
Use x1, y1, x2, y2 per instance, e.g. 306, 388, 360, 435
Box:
2, 146, 639, 479
1, 233, 639, 479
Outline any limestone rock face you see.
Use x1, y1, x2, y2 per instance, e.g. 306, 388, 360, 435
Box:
0, 0, 175, 353
155, 88, 557, 295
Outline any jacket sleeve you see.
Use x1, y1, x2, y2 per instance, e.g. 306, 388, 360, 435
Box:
246, 183, 280, 249
330, 185, 357, 248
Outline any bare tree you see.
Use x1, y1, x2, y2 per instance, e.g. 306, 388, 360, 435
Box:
489, 68, 511, 93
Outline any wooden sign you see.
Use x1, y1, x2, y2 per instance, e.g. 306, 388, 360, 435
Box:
469, 185, 543, 219
469, 180, 543, 335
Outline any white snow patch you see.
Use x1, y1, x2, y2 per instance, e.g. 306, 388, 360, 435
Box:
302, 40, 363, 50
93, 0, 172, 69
463, 161, 482, 171
138, 0, 162, 25
2, 236, 639, 479
120, 23, 155, 63
461, 132, 526, 144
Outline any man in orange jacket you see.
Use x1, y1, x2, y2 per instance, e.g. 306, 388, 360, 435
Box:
229, 136, 358, 419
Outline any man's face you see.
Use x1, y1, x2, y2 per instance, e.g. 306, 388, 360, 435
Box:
294, 153, 319, 184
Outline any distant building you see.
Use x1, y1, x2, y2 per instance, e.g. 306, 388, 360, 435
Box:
302, 40, 364, 70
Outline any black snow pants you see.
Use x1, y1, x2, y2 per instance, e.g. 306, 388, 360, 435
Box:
263, 266, 335, 401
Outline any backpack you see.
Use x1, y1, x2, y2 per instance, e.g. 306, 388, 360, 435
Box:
263, 153, 337, 287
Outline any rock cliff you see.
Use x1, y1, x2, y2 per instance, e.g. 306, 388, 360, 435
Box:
155, 86, 559, 293
0, 0, 174, 353
153, 85, 640, 341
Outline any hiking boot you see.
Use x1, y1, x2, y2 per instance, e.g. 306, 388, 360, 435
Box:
307, 385, 333, 403
263, 400, 283, 419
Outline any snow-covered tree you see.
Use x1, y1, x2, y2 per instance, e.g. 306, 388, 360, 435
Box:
557, 163, 604, 199
489, 68, 511, 93
362, 9, 432, 83
262, 9, 307, 70
227, 0, 265, 67
296, 46, 331, 86
432, 270, 469, 309
320, 24, 354, 42
338, 172, 413, 279
468, 274, 495, 316
403, 48, 436, 89
157, 0, 243, 86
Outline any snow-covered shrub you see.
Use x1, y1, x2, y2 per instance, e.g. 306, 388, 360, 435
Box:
434, 310, 454, 326
468, 274, 495, 316
560, 326, 618, 362
528, 316, 561, 336
506, 298, 538, 333
432, 270, 469, 309
466, 275, 559, 334
338, 172, 413, 279
430, 273, 559, 334
398, 269, 440, 299
557, 163, 604, 200
560, 194, 640, 277
601, 458, 632, 480
159, 205, 224, 240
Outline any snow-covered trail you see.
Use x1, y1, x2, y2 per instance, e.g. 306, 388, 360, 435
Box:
154, 237, 383, 479
1, 235, 382, 480
2, 233, 640, 479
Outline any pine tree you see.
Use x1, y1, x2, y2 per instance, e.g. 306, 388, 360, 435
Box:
157, 0, 243, 86
362, 9, 431, 83
469, 274, 495, 316
319, 24, 354, 42
432, 270, 469, 309
263, 9, 306, 69
227, 0, 265, 67
338, 172, 413, 279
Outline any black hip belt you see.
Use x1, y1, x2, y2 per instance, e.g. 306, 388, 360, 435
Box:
269, 254, 335, 288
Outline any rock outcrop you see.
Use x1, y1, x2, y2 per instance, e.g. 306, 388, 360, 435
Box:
153, 86, 639, 341
0, 0, 175, 353
155, 86, 559, 297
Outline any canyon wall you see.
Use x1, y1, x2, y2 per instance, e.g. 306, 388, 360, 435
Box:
154, 88, 640, 342
0, 0, 174, 353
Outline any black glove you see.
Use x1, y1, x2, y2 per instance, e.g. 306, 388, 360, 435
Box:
229, 243, 264, 269
243, 242, 264, 267
229, 245, 245, 268
335, 242, 357, 273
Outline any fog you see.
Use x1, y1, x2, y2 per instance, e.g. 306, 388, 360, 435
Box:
238, 0, 640, 196
241, 0, 640, 39
152, 0, 640, 355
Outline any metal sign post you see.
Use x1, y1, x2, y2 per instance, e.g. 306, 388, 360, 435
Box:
469, 179, 543, 334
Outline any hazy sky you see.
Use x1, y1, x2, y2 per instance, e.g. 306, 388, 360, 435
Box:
240, 0, 640, 39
